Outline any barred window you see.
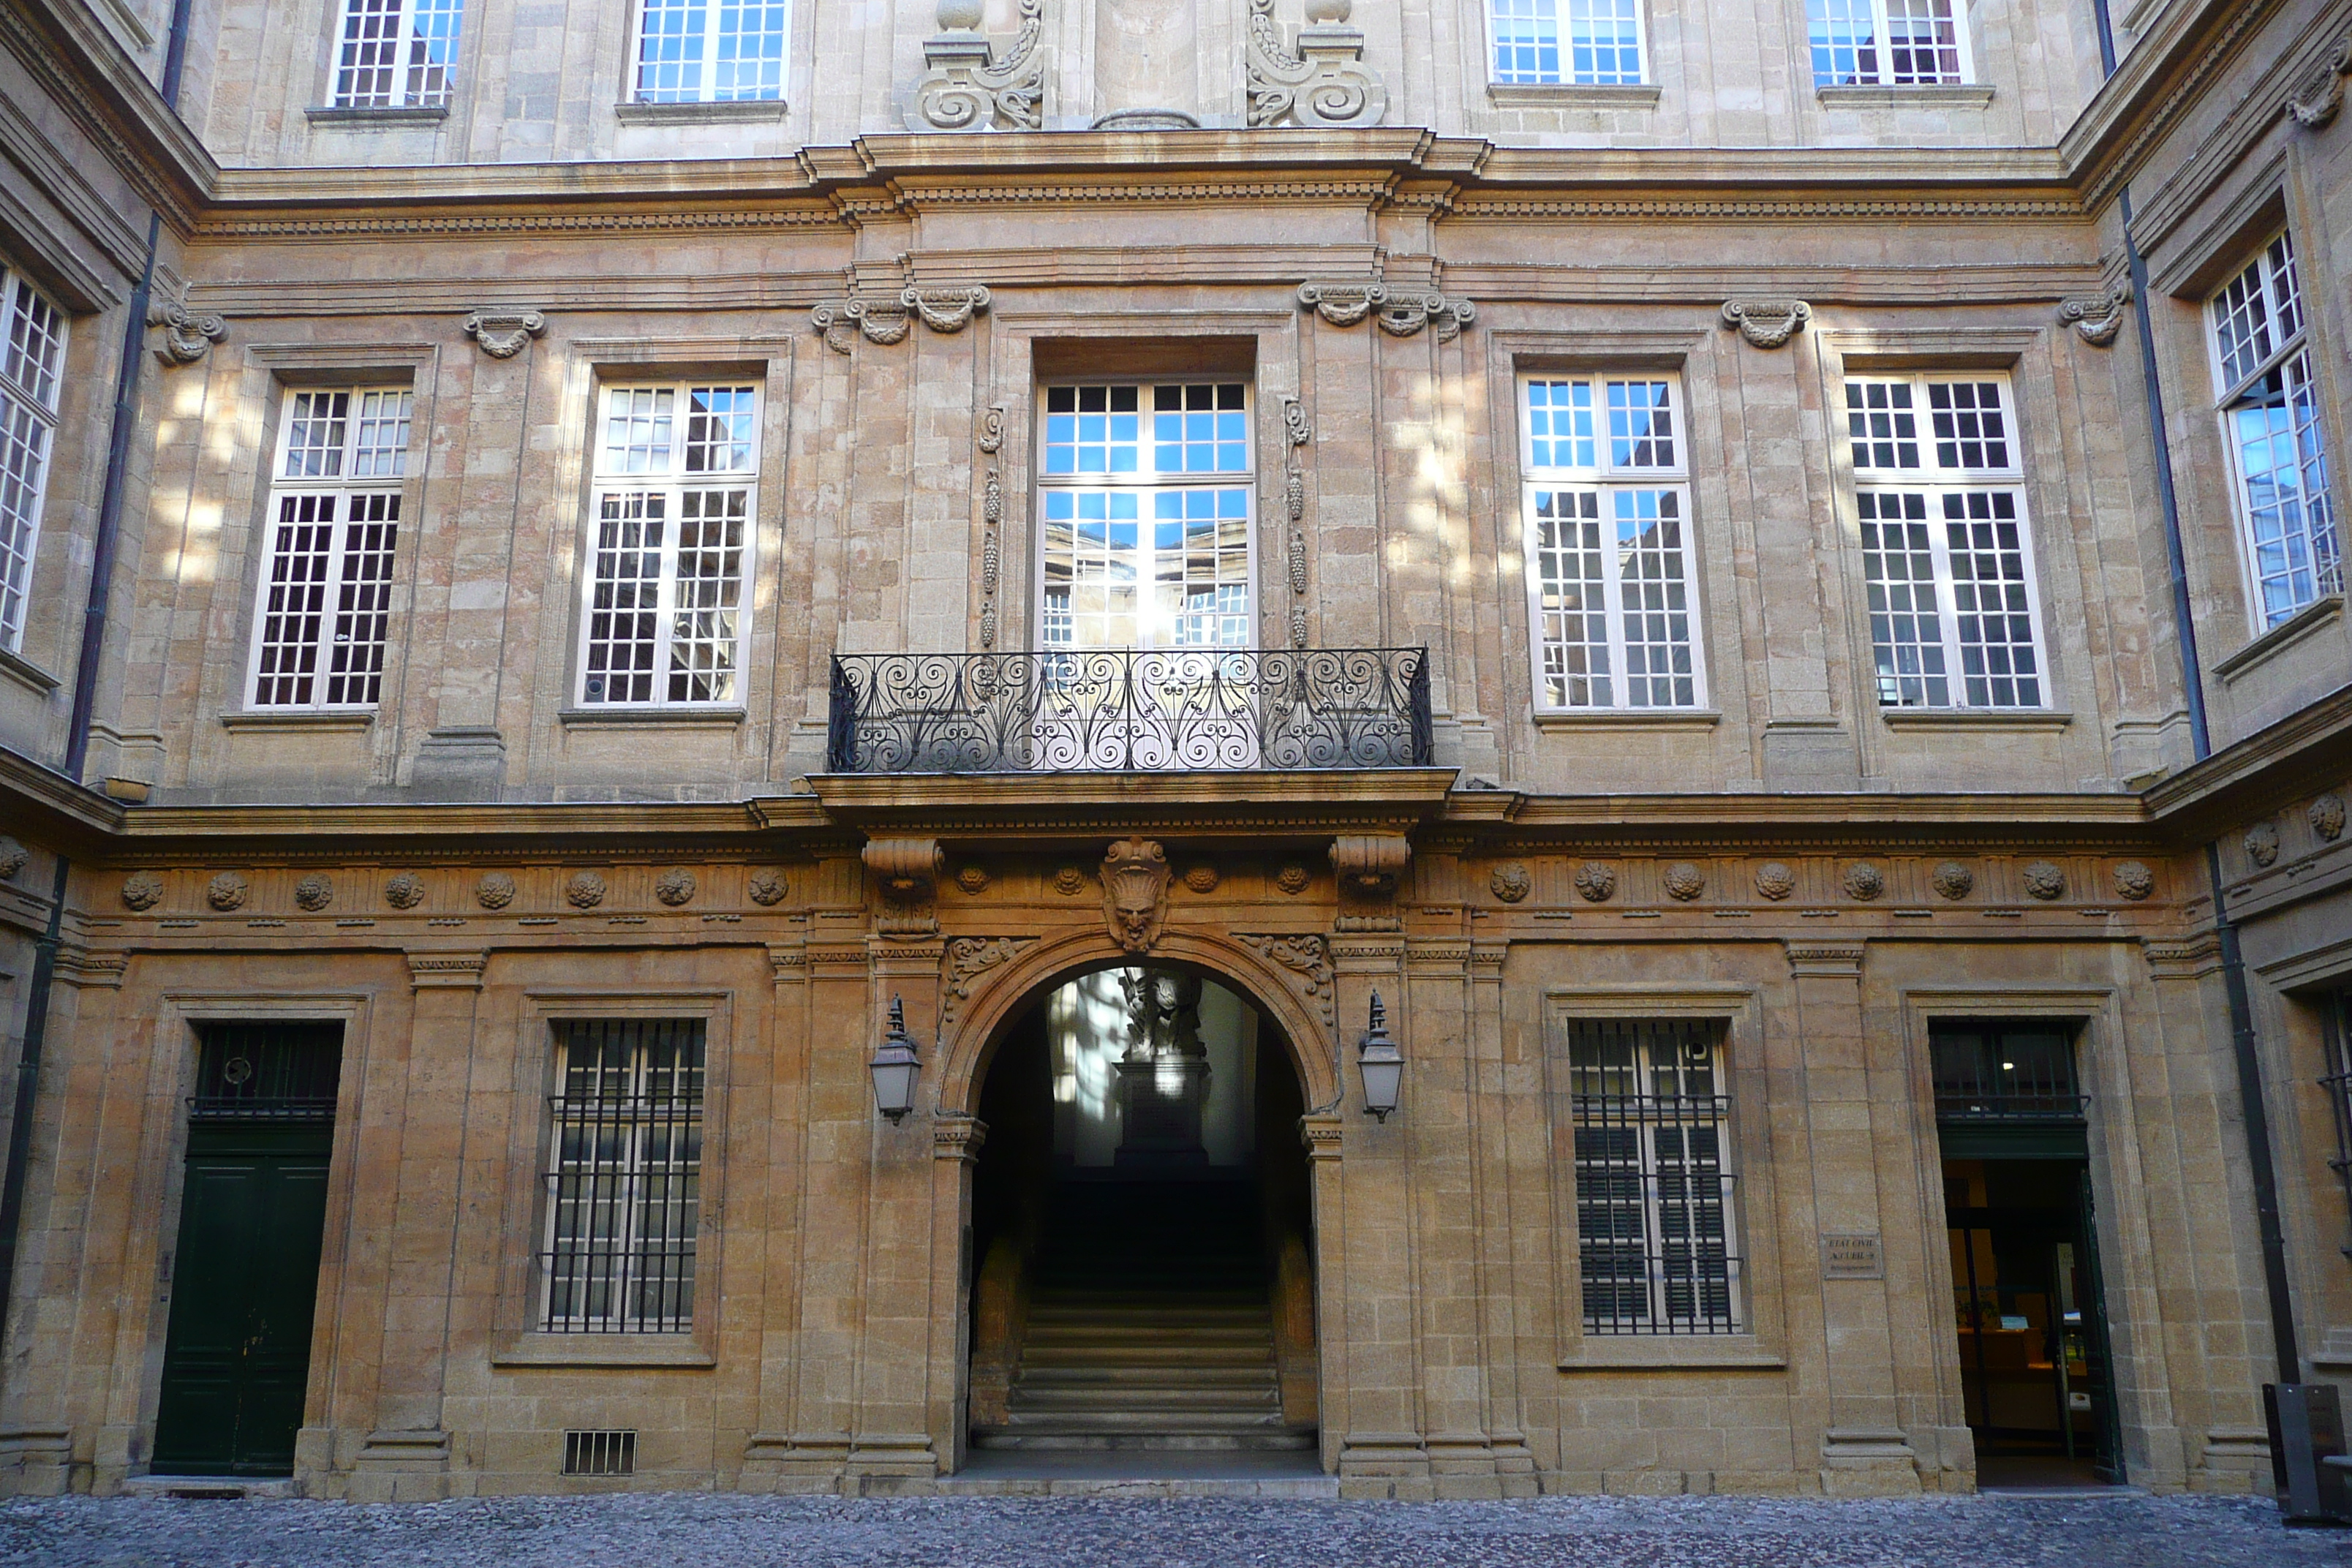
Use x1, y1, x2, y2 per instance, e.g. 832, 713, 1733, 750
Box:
0, 266, 64, 652
540, 1019, 704, 1334
632, 0, 788, 103
1569, 1019, 1741, 1335
247, 388, 410, 708
1520, 373, 1703, 710
332, 0, 463, 108
1846, 373, 2047, 709
1808, 0, 1966, 86
1490, 0, 1646, 86
580, 383, 757, 706
2210, 233, 2341, 630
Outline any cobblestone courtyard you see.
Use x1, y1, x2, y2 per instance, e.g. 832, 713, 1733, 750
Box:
6, 1490, 2349, 1568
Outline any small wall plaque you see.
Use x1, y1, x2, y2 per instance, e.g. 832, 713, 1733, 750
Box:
1821, 1233, 1884, 1280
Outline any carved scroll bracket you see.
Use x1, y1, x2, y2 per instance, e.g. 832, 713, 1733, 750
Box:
1298, 281, 1474, 342
941, 935, 1037, 1026
2283, 34, 2351, 129
1247, 0, 1386, 129
1721, 299, 1811, 349
902, 0, 1047, 132
2058, 284, 2131, 347
1240, 933, 1335, 1029
1330, 833, 1411, 932
813, 287, 990, 354
462, 309, 546, 359
148, 298, 225, 364
864, 837, 944, 934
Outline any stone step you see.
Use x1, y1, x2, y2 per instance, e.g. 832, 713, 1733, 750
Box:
968, 1430, 1319, 1454
989, 1408, 1296, 1433
1012, 1390, 1281, 1415
1019, 1345, 1276, 1369
1017, 1372, 1275, 1395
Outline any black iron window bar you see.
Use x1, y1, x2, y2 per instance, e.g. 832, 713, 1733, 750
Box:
826, 647, 1433, 774
540, 1019, 704, 1333
1930, 1026, 2089, 1121
187, 1022, 343, 1123
2323, 990, 2352, 1261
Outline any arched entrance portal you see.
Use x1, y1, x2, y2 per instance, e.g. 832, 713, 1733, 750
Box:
965, 961, 1319, 1461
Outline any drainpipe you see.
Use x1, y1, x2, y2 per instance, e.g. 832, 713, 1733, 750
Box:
2091, 0, 2300, 1386
0, 0, 192, 1355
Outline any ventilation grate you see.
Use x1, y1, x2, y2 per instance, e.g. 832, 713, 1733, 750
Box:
561, 1429, 636, 1477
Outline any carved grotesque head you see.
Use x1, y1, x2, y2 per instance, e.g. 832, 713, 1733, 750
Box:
1101, 836, 1171, 954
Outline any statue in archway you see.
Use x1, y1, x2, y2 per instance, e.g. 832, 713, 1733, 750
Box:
1115, 966, 1210, 1167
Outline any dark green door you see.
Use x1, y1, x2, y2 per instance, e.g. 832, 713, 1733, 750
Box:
152, 1024, 341, 1477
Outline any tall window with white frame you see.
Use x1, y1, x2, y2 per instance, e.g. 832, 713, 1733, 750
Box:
1568, 1018, 1742, 1335
579, 382, 757, 707
1038, 382, 1254, 651
1519, 372, 1704, 711
247, 388, 409, 709
1846, 372, 2048, 710
0, 264, 64, 655
331, 0, 463, 108
1490, 0, 1646, 85
1807, 0, 1967, 86
540, 1019, 704, 1334
631, 0, 788, 102
2210, 231, 2341, 631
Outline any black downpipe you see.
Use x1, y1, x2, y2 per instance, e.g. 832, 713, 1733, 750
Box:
2092, 0, 2300, 1386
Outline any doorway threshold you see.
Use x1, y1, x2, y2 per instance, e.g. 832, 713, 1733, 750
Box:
940, 1448, 1338, 1498
1974, 1456, 2138, 1494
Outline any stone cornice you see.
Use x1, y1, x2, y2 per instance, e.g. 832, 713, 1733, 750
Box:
0, 0, 216, 233
0, 745, 126, 850
2062, 0, 2282, 212
2142, 680, 2352, 835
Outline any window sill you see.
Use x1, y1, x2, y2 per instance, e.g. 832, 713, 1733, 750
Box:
493, 1333, 715, 1369
1559, 1335, 1784, 1371
614, 99, 788, 125
2212, 593, 2342, 685
305, 105, 450, 126
1877, 707, 2071, 731
1486, 83, 1661, 110
1814, 84, 1994, 109
220, 709, 376, 731
559, 706, 747, 728
1534, 708, 1720, 728
0, 647, 60, 697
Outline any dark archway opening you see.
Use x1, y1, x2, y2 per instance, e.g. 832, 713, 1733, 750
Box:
967, 964, 1317, 1465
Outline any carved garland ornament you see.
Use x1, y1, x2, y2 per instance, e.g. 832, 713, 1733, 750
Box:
1721, 298, 1812, 349
1241, 933, 1335, 1028
1297, 281, 1474, 342
902, 0, 1047, 133
2058, 286, 2131, 347
148, 298, 225, 364
813, 288, 991, 354
1246, 0, 1387, 129
1281, 396, 1312, 648
1101, 837, 1172, 954
462, 309, 546, 359
2283, 34, 2352, 129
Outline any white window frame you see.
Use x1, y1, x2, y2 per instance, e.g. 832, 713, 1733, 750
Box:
0, 263, 65, 655
576, 381, 759, 709
1844, 371, 2050, 711
331, 0, 464, 110
628, 0, 791, 105
1517, 370, 1707, 712
244, 386, 412, 710
1806, 0, 1972, 88
2207, 230, 2342, 633
1486, 0, 1649, 86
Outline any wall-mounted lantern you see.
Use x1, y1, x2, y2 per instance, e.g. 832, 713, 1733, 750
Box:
1358, 991, 1402, 1121
870, 995, 922, 1123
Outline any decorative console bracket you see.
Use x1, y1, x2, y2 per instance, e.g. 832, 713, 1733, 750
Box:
902, 0, 1048, 132
2284, 34, 2351, 129
1247, 0, 1385, 129
2058, 285, 2130, 347
463, 309, 546, 358
1297, 281, 1474, 342
813, 287, 991, 353
148, 297, 225, 364
1720, 298, 1811, 348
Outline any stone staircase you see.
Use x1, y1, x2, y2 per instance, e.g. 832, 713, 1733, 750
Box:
972, 1181, 1315, 1452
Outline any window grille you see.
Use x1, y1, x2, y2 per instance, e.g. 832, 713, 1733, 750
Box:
1929, 1024, 2086, 1120
1038, 382, 1254, 652
632, 0, 788, 103
188, 1022, 344, 1123
562, 1430, 636, 1476
1490, 0, 1645, 86
0, 265, 65, 652
581, 384, 756, 706
540, 1019, 704, 1334
1845, 373, 2047, 709
2322, 992, 2352, 1261
2209, 232, 2340, 630
1808, 0, 1965, 86
333, 0, 464, 108
1567, 1019, 1741, 1335
249, 388, 410, 709
1519, 373, 1703, 711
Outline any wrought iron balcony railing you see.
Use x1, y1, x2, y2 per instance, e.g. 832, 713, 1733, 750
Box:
827, 647, 1432, 774
1933, 1091, 2092, 1122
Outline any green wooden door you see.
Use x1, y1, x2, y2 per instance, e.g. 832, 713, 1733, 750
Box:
151, 1123, 333, 1476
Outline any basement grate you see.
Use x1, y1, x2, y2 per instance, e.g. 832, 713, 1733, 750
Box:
562, 1429, 636, 1477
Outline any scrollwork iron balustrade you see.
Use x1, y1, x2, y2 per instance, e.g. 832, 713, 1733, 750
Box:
827, 647, 1431, 773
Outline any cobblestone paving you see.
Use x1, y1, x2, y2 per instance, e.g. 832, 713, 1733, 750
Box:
7, 1490, 2349, 1568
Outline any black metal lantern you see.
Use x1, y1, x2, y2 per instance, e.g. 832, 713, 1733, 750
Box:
1358, 991, 1402, 1120
870, 995, 921, 1123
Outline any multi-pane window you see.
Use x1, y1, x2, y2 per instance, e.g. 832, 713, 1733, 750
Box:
580, 384, 756, 706
332, 0, 463, 109
1520, 374, 1703, 709
1846, 374, 2047, 709
540, 1019, 704, 1335
632, 0, 788, 103
2210, 233, 2341, 630
1490, 0, 1646, 85
1567, 1019, 1741, 1335
1038, 383, 1253, 650
0, 267, 62, 652
1808, 0, 1966, 86
247, 388, 410, 707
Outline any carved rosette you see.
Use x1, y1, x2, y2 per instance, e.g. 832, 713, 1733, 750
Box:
2244, 821, 2282, 868
1842, 862, 1885, 902
2058, 287, 2130, 347
475, 871, 517, 910
206, 872, 249, 912
1241, 933, 1335, 1028
1297, 282, 1474, 342
2283, 34, 2351, 129
1489, 862, 1532, 904
565, 870, 608, 909
655, 867, 698, 907
1663, 862, 1706, 902
1931, 862, 1975, 900
293, 873, 334, 912
1275, 864, 1311, 896
956, 864, 990, 895
747, 867, 790, 906
0, 836, 25, 881
2021, 861, 2067, 901
1101, 837, 1172, 954
384, 871, 426, 910
1754, 862, 1796, 901
1721, 299, 1812, 349
1246, 0, 1386, 129
1573, 862, 1616, 903
148, 298, 225, 364
902, 0, 1047, 132
1183, 865, 1219, 894
121, 871, 164, 911
462, 309, 547, 359
1052, 865, 1088, 897
2111, 861, 2155, 902
2313, 792, 2347, 843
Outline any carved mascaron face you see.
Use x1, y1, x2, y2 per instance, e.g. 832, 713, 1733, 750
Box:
1101, 837, 1170, 953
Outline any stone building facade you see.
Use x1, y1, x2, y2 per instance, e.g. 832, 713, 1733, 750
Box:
0, 0, 2349, 1504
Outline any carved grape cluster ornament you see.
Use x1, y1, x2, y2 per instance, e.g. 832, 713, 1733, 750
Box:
2111, 862, 2155, 902
206, 872, 249, 912
1275, 864, 1311, 896
384, 871, 426, 909
1574, 862, 1616, 902
2313, 793, 2347, 843
1052, 865, 1088, 897
1931, 862, 1974, 900
565, 871, 608, 909
1490, 862, 1532, 904
121, 871, 164, 911
1183, 865, 1220, 894
475, 872, 516, 910
1842, 862, 1885, 902
2244, 821, 2281, 868
1754, 862, 1796, 901
294, 874, 334, 912
1664, 862, 1705, 902
2021, 861, 2067, 901
956, 865, 990, 895
655, 868, 698, 907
